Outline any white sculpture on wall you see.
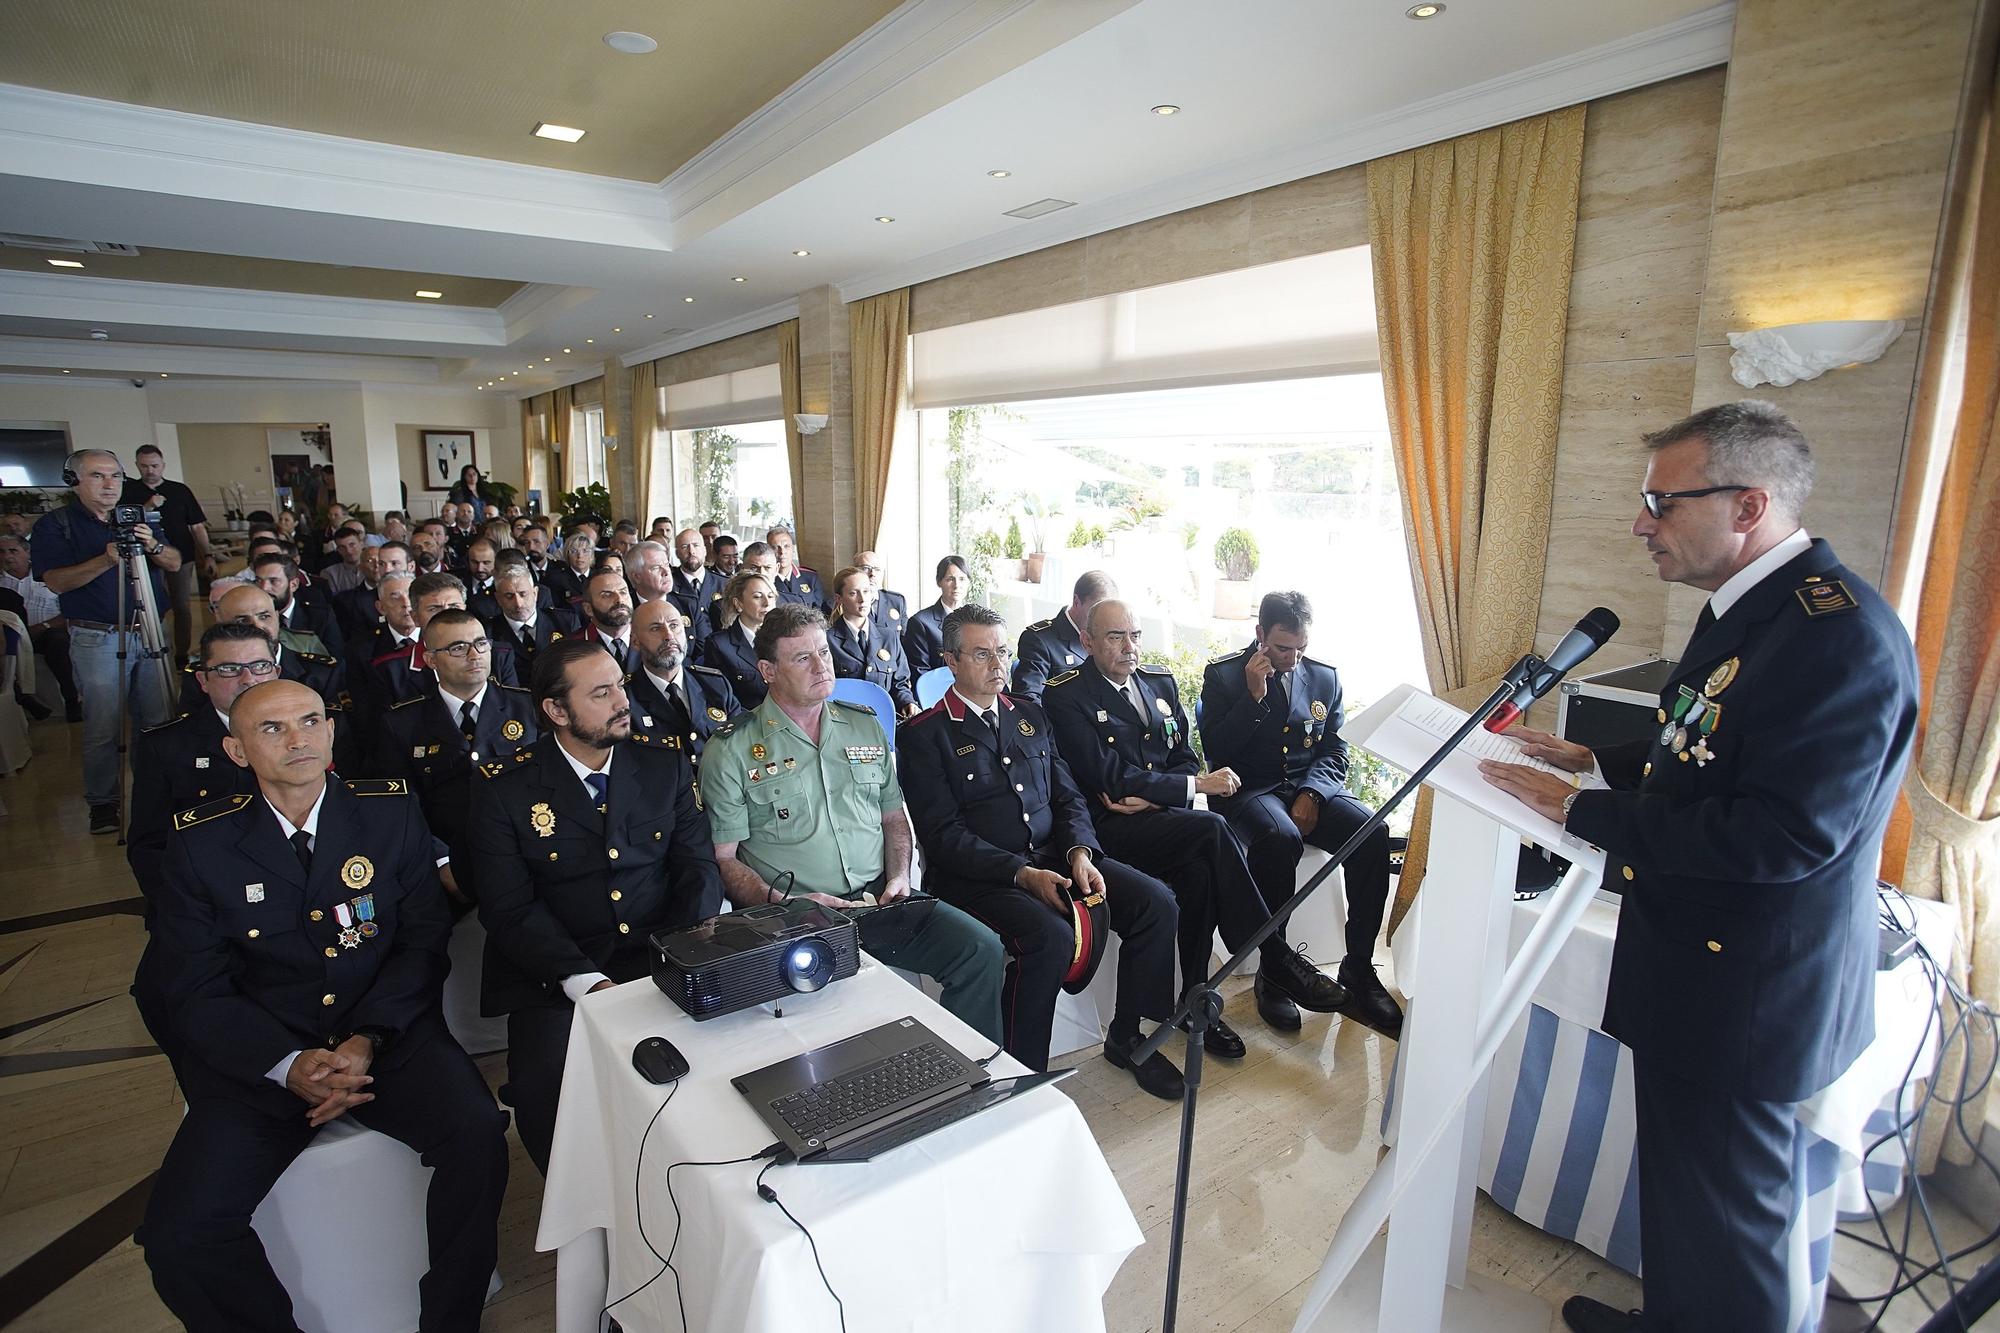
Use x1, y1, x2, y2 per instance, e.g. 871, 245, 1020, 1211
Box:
1728, 319, 1905, 388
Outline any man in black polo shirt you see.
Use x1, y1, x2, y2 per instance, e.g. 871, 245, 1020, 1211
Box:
123, 443, 213, 660
33, 448, 183, 833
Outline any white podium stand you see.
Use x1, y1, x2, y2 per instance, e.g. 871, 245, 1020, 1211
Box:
1290, 684, 1608, 1333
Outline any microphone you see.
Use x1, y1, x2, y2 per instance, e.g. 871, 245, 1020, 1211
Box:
1484, 606, 1620, 733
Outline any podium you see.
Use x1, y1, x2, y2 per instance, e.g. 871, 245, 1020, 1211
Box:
1290, 684, 1608, 1333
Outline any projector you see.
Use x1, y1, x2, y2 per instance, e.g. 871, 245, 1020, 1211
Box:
650, 899, 860, 1020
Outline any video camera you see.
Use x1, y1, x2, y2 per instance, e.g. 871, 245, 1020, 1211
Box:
109, 504, 156, 544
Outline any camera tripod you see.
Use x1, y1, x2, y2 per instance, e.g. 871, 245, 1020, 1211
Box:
111, 526, 175, 842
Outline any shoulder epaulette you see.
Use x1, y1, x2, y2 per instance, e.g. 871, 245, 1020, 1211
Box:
687, 662, 726, 677
480, 747, 533, 778
1027, 617, 1054, 631
344, 778, 409, 796
1795, 577, 1858, 618
497, 682, 530, 694
174, 793, 251, 830
142, 711, 192, 734
389, 695, 426, 710
1046, 669, 1080, 688
712, 717, 743, 741
299, 651, 337, 666
371, 644, 416, 666
830, 699, 875, 716
1137, 662, 1172, 676
906, 701, 945, 726
1208, 647, 1249, 665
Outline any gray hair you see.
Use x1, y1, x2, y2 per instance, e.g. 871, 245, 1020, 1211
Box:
942, 604, 1005, 656
1071, 570, 1116, 605
1644, 400, 1815, 521
629, 540, 671, 569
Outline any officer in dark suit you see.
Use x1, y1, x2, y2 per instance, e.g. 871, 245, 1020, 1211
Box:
250, 550, 346, 662
471, 638, 723, 1172
462, 538, 502, 622
374, 610, 539, 888
853, 548, 908, 637
363, 572, 521, 717
766, 526, 821, 608
540, 530, 598, 607
487, 563, 578, 677
700, 569, 777, 710
202, 584, 351, 709
827, 564, 917, 713
903, 555, 969, 677
1199, 591, 1402, 1035
624, 597, 739, 762
668, 528, 726, 643
1044, 600, 1344, 1054
135, 680, 508, 1333
332, 541, 414, 655
1478, 404, 1920, 1333
1012, 569, 1115, 699
901, 605, 1185, 1099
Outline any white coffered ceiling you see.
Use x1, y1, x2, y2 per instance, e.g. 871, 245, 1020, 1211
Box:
0, 0, 1733, 395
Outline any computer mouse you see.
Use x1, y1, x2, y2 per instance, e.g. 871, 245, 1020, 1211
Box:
632, 1035, 690, 1084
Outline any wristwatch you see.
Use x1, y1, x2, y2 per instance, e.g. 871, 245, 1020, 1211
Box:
1560, 790, 1580, 824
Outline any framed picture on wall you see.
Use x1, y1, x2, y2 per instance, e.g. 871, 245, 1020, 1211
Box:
421, 431, 477, 491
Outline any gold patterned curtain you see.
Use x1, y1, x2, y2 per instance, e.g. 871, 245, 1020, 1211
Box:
848, 289, 909, 551
1368, 106, 1587, 924
629, 360, 660, 528
552, 385, 576, 495
1888, 65, 2000, 1165
779, 319, 805, 528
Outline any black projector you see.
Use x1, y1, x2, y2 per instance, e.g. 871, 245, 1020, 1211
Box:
650, 899, 861, 1020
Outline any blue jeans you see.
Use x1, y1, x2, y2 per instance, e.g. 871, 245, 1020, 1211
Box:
70, 625, 173, 808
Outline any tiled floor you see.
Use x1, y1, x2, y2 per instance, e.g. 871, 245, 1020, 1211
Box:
1, 713, 1992, 1331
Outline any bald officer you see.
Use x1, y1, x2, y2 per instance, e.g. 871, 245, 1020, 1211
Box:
699, 603, 1005, 1046
136, 680, 507, 1333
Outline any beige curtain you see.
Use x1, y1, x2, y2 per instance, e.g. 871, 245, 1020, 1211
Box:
848, 289, 909, 551
523, 395, 553, 509
1368, 106, 1587, 925
552, 385, 576, 494
628, 359, 660, 528
1888, 65, 2000, 1165
779, 319, 805, 527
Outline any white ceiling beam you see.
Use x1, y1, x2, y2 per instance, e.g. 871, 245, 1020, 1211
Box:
0, 333, 441, 384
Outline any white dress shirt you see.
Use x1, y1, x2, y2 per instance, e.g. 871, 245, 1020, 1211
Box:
263, 789, 329, 1087
1708, 528, 1811, 620
1107, 672, 1197, 804
0, 571, 59, 626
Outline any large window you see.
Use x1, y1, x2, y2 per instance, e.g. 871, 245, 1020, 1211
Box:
664, 419, 792, 535
575, 406, 608, 490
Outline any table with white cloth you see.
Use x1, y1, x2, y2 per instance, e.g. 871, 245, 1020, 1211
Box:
1387, 885, 1954, 1328
538, 954, 1142, 1333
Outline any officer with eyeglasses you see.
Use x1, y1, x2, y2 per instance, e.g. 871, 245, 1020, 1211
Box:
374, 609, 538, 895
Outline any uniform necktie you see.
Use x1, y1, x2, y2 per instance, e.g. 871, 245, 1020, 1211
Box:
1273, 671, 1291, 714
459, 701, 478, 744
979, 707, 999, 736
586, 771, 609, 811
1681, 603, 1718, 666
609, 637, 627, 669
290, 829, 313, 873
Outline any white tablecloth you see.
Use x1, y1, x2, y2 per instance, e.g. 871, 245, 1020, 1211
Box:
538, 955, 1142, 1333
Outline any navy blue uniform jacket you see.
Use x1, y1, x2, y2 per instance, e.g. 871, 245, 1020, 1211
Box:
1044, 660, 1200, 807
1198, 647, 1351, 807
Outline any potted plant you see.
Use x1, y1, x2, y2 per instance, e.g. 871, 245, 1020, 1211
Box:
1004, 515, 1026, 579
1212, 526, 1259, 620
1019, 496, 1062, 584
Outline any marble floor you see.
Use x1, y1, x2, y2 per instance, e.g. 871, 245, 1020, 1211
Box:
0, 712, 1993, 1331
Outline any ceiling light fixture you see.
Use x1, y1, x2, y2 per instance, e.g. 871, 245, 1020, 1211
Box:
544, 356, 552, 362
645, 313, 654, 318
62, 369, 71, 374
586, 338, 595, 344
563, 347, 572, 353
603, 30, 658, 54
612, 327, 621, 332
414, 289, 443, 299
533, 122, 587, 143
1406, 3, 1444, 16
987, 169, 1011, 178
793, 249, 811, 257
683, 296, 695, 303
1151, 104, 1180, 116
158, 372, 168, 378
47, 258, 84, 268
875, 215, 895, 224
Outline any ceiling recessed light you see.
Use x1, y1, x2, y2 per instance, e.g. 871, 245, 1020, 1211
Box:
603, 30, 658, 54
1151, 104, 1180, 116
544, 356, 552, 362
585, 338, 595, 344
987, 169, 1011, 178
61, 369, 71, 374
613, 327, 621, 332
1406, 2, 1444, 15
793, 249, 811, 257
562, 347, 572, 353
731, 276, 747, 283
645, 313, 654, 319
414, 289, 444, 299
533, 122, 587, 143
47, 258, 84, 268
158, 372, 168, 378
874, 215, 895, 224
477, 385, 484, 390
683, 296, 695, 303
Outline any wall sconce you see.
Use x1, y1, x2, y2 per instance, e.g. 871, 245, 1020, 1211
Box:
1727, 319, 1905, 389
604, 434, 619, 452
795, 413, 829, 435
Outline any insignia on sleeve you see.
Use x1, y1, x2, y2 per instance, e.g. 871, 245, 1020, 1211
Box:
173, 793, 252, 830
344, 778, 408, 796
1046, 669, 1080, 687
1795, 579, 1857, 617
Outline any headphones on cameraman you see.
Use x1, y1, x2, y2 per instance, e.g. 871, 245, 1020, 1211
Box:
61, 449, 123, 487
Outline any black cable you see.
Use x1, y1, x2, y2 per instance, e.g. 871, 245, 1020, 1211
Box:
756, 1157, 848, 1333
659, 1144, 787, 1330
602, 1079, 679, 1322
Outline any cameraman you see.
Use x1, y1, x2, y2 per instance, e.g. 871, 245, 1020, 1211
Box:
31, 449, 182, 834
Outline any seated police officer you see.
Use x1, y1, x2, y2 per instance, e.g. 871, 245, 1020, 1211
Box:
766, 526, 820, 608
699, 604, 1006, 1046
1199, 592, 1402, 1036
208, 583, 346, 708
854, 549, 907, 637
471, 639, 722, 1173
137, 679, 508, 1332
250, 549, 346, 662
1044, 600, 1343, 1054
903, 554, 969, 677
827, 564, 918, 715
577, 565, 638, 672
625, 597, 739, 762
700, 568, 778, 710
487, 560, 578, 676
901, 605, 1185, 1098
1013, 570, 1114, 699
364, 572, 522, 717
375, 609, 539, 889
668, 528, 726, 645
462, 538, 501, 621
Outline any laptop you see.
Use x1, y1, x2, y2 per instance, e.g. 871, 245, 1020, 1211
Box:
733, 1016, 1073, 1163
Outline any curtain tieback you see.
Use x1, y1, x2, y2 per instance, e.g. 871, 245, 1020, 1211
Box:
1902, 766, 2000, 854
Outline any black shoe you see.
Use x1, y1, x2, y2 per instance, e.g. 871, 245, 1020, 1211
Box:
1560, 1296, 1643, 1332
1200, 1014, 1245, 1059
65, 702, 82, 723
1337, 956, 1404, 1038
1102, 1028, 1186, 1101
1259, 943, 1346, 1013
1254, 970, 1301, 1031
88, 805, 119, 835
18, 697, 50, 721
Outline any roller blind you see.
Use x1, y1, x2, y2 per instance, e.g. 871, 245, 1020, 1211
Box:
662, 363, 783, 431
910, 246, 1378, 409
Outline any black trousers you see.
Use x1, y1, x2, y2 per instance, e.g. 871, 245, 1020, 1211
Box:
929, 849, 1177, 1073
1092, 806, 1273, 992
1218, 788, 1390, 961
1632, 1059, 1798, 1332
507, 1002, 578, 1176
140, 1037, 508, 1333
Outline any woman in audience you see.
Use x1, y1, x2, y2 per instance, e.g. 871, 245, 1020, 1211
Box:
903, 554, 968, 676
480, 517, 515, 550
702, 569, 777, 708
274, 508, 301, 543
827, 565, 917, 715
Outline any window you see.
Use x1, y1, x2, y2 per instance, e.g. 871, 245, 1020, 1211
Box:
576, 407, 608, 490
665, 419, 792, 535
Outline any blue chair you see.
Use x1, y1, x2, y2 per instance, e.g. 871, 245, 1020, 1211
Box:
914, 665, 954, 710
829, 677, 899, 752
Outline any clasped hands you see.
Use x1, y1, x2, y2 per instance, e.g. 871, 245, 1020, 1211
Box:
284, 1034, 377, 1127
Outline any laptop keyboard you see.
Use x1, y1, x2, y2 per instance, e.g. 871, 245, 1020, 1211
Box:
771, 1041, 969, 1143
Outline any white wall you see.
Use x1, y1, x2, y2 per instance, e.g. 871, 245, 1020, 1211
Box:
0, 377, 157, 475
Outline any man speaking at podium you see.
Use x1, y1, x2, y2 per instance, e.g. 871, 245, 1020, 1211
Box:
1479, 402, 1918, 1333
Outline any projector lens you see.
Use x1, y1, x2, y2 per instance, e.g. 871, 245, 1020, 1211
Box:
783, 938, 836, 993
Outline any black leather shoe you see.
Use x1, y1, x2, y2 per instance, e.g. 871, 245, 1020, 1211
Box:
1337, 956, 1404, 1038
1560, 1296, 1642, 1332
1254, 970, 1302, 1030
88, 804, 119, 835
18, 696, 50, 721
1102, 1029, 1186, 1101
1201, 1014, 1245, 1058
1259, 944, 1346, 1012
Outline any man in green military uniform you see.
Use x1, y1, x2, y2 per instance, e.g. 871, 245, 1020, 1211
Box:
701, 603, 1005, 1045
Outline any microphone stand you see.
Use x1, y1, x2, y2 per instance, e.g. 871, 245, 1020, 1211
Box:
1130, 655, 1546, 1333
